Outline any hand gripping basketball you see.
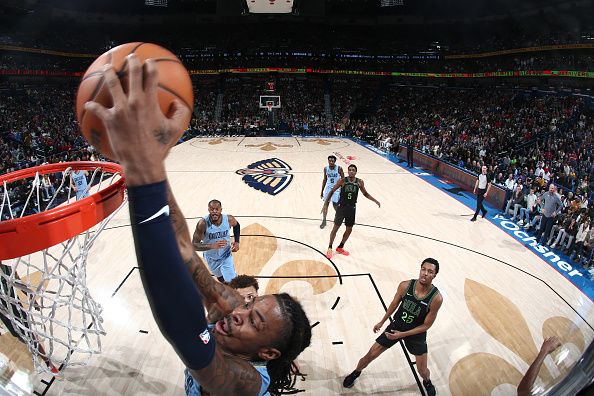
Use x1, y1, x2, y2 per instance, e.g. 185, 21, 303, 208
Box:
77, 43, 193, 160
84, 54, 190, 184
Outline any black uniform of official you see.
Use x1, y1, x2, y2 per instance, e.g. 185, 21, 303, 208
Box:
406, 136, 414, 168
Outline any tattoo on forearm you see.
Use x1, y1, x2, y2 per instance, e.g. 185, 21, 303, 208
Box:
189, 254, 241, 306
153, 127, 171, 145
193, 242, 212, 251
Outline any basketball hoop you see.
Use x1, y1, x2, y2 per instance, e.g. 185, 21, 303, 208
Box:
0, 161, 125, 375
266, 101, 274, 113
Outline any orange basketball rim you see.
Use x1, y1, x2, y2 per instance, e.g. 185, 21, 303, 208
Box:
0, 161, 125, 260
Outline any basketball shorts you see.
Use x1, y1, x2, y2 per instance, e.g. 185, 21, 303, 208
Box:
323, 186, 340, 204
375, 320, 428, 356
205, 255, 237, 283
333, 204, 356, 227
76, 190, 90, 200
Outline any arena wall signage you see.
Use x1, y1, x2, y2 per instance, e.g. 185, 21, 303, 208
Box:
352, 137, 594, 302
1, 66, 593, 79
492, 214, 585, 279
186, 68, 594, 79
446, 43, 594, 59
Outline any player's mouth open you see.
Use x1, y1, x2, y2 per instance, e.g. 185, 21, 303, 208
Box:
215, 318, 231, 335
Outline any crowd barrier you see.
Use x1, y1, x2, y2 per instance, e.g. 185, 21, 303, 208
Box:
396, 146, 506, 209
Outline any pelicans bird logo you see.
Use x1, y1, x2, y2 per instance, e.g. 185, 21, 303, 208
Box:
236, 158, 293, 196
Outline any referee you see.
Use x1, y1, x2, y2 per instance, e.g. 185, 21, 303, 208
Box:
471, 165, 492, 221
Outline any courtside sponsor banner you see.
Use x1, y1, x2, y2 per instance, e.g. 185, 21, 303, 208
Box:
491, 214, 589, 282
362, 142, 389, 157
350, 137, 594, 302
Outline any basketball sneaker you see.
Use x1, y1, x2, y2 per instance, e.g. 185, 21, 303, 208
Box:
320, 220, 326, 229
336, 247, 350, 256
423, 380, 436, 396
326, 249, 333, 259
343, 370, 361, 388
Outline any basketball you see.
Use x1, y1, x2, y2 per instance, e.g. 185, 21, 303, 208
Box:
75, 42, 193, 159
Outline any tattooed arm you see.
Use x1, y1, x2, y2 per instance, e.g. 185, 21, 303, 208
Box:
86, 55, 262, 395
193, 219, 227, 251
320, 167, 328, 199
166, 184, 243, 318
132, 183, 262, 394
166, 185, 264, 394
192, 220, 209, 251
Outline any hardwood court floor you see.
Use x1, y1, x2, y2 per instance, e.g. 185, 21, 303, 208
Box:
24, 137, 594, 395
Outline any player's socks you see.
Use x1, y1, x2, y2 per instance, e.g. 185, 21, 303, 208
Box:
336, 247, 350, 256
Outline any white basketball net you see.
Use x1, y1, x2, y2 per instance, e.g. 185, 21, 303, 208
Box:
0, 164, 124, 375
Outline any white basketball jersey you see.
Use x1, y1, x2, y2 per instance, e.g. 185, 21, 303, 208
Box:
324, 166, 341, 190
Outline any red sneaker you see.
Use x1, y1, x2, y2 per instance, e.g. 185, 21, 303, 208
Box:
326, 249, 333, 259
336, 247, 350, 256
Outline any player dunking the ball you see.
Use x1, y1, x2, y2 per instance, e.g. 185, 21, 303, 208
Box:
320, 155, 344, 229
343, 258, 443, 396
83, 54, 311, 395
322, 164, 380, 259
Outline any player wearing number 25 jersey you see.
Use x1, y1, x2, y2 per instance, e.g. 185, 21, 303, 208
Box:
342, 259, 443, 396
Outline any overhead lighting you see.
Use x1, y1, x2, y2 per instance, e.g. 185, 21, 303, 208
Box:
381, 0, 404, 6
145, 0, 167, 7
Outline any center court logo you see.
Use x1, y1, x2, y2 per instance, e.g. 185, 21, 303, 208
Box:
333, 152, 357, 165
236, 158, 293, 196
492, 214, 583, 278
245, 142, 293, 151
